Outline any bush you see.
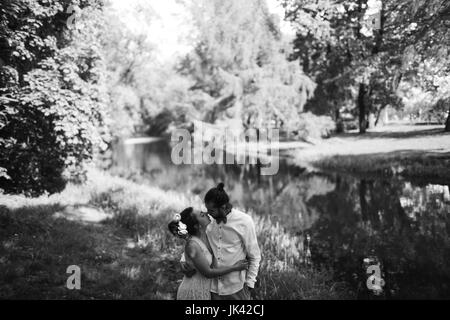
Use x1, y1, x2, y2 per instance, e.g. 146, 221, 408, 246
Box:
291, 112, 336, 140
0, 0, 109, 196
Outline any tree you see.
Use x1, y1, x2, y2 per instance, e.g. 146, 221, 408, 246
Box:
100, 1, 193, 138
446, 105, 450, 131
283, 0, 450, 133
284, 0, 392, 133
0, 0, 109, 195
100, 5, 154, 138
179, 0, 316, 135
386, 0, 450, 128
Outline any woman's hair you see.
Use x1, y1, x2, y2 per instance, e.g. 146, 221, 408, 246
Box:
168, 207, 200, 238
204, 182, 230, 208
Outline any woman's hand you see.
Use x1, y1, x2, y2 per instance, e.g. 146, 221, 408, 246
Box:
181, 261, 196, 278
232, 259, 249, 271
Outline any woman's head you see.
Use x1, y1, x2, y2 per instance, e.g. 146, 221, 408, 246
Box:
168, 207, 210, 238
204, 182, 231, 219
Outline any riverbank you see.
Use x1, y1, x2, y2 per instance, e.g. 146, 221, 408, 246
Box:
0, 168, 352, 299
289, 125, 450, 182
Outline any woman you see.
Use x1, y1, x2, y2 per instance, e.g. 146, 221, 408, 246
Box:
168, 207, 248, 300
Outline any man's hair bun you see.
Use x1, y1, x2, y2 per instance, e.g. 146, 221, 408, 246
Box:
205, 182, 229, 208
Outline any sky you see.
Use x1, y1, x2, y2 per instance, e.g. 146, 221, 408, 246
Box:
109, 0, 295, 62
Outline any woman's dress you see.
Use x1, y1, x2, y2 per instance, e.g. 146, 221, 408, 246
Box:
177, 237, 213, 300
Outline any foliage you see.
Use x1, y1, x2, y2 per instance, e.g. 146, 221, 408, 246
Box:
179, 0, 316, 133
283, 0, 450, 132
0, 0, 110, 196
100, 2, 192, 139
291, 112, 336, 140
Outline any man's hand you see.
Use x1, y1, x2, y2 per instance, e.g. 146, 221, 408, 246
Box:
181, 261, 196, 278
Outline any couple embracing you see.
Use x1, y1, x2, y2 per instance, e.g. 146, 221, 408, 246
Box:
168, 183, 261, 300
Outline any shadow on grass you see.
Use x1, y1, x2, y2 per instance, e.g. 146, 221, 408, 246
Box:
0, 203, 180, 299
0, 177, 355, 300
335, 127, 448, 140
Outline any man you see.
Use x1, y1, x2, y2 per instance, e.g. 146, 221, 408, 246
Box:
182, 182, 261, 300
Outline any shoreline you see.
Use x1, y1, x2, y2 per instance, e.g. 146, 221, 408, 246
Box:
286, 125, 450, 182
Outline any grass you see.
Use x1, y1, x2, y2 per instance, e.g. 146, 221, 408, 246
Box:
314, 151, 450, 183
290, 124, 450, 181
0, 168, 352, 300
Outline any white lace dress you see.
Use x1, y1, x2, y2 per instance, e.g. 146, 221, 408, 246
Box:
177, 237, 213, 300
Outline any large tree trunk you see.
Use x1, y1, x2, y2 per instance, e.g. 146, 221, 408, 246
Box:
445, 108, 450, 132
374, 105, 386, 127
358, 83, 367, 134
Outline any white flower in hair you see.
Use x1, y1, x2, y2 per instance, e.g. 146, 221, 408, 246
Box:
173, 213, 181, 222
178, 221, 187, 230
177, 221, 188, 237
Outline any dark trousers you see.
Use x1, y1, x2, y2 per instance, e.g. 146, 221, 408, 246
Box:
211, 286, 252, 300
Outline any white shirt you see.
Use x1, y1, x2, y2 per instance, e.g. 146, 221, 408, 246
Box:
206, 208, 261, 295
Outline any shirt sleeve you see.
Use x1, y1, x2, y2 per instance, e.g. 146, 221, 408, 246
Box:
242, 215, 261, 288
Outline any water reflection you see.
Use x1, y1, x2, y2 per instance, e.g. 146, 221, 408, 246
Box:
307, 176, 450, 299
113, 139, 450, 299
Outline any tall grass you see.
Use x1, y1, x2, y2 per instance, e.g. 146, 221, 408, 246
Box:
252, 215, 351, 299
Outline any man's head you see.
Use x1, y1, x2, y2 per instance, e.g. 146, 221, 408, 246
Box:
204, 182, 231, 220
